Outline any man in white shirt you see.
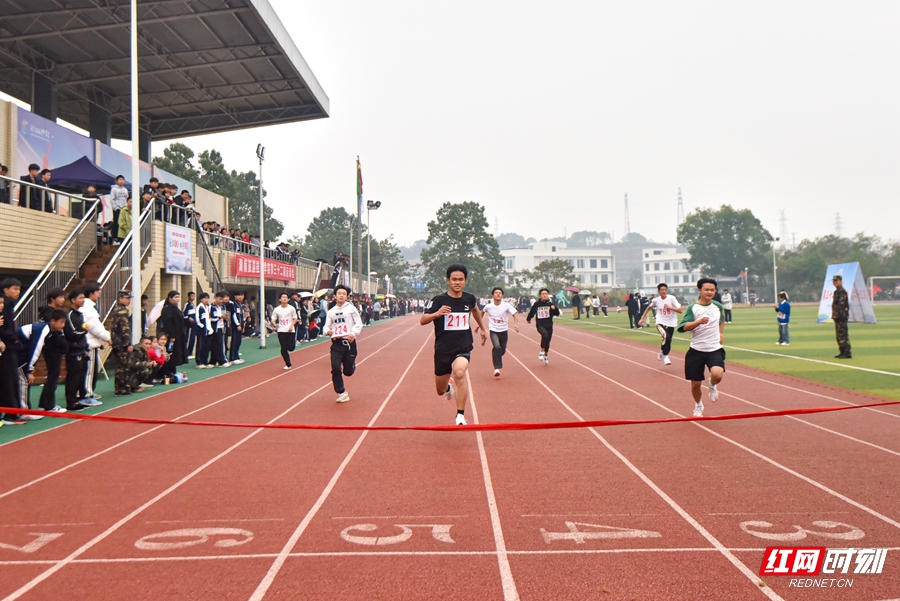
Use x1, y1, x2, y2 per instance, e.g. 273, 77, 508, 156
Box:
324, 285, 363, 403
480, 286, 518, 377
721, 289, 734, 323
80, 282, 111, 405
677, 278, 726, 417
638, 283, 682, 366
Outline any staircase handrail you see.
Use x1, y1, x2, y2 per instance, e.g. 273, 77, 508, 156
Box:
195, 226, 225, 293
95, 201, 156, 323
13, 199, 100, 323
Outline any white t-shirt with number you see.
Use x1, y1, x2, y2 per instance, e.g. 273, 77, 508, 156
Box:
482, 301, 516, 333
272, 306, 298, 333
324, 302, 364, 340
650, 295, 681, 328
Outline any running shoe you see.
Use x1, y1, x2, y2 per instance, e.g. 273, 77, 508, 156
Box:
657, 351, 664, 360
455, 413, 468, 426
708, 378, 719, 402
336, 391, 350, 403
232, 359, 245, 364
48, 406, 67, 414
219, 362, 232, 368
543, 354, 549, 365
1, 417, 28, 425
692, 401, 704, 418
80, 398, 102, 407
493, 369, 500, 377
141, 383, 154, 389
538, 352, 545, 361
283, 365, 291, 370
663, 356, 672, 365
444, 380, 454, 401
19, 414, 42, 421
66, 403, 89, 411
89, 394, 102, 400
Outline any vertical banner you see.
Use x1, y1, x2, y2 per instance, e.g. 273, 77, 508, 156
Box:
165, 223, 193, 276
817, 262, 876, 323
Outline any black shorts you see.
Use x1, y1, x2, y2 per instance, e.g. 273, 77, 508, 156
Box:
434, 351, 471, 376
684, 348, 726, 381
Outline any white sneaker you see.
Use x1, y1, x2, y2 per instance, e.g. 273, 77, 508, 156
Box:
693, 402, 704, 417
538, 352, 545, 361
187, 355, 195, 360
657, 351, 664, 360
493, 369, 500, 378
663, 356, 672, 365
444, 380, 454, 401
283, 365, 291, 370
336, 391, 350, 403
455, 413, 467, 426
219, 362, 232, 368
48, 406, 67, 414
708, 378, 718, 402
233, 359, 245, 364
543, 354, 549, 364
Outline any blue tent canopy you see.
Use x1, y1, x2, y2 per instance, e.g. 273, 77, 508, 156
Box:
48, 156, 130, 194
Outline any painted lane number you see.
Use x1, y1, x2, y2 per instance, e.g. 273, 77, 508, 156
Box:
340, 524, 455, 546
134, 528, 254, 550
0, 533, 63, 553
541, 522, 662, 544
739, 520, 865, 541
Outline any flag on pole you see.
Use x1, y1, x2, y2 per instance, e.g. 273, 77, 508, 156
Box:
356, 157, 363, 217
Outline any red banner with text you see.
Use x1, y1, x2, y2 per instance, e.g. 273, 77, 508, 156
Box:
233, 254, 296, 282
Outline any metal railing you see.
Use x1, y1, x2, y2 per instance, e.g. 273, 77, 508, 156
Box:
0, 173, 101, 217
198, 229, 308, 265
195, 225, 225, 293
95, 201, 156, 323
13, 198, 101, 323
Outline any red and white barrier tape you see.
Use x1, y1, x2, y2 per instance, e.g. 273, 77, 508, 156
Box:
6, 400, 899, 432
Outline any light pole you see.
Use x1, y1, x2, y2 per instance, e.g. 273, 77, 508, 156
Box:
772, 237, 780, 304
256, 144, 266, 348
129, 0, 141, 344
366, 200, 381, 297
744, 266, 750, 305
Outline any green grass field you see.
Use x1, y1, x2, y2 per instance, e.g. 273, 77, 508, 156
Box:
557, 303, 900, 400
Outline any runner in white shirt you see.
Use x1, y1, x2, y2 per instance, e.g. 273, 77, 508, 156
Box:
271, 293, 299, 370
677, 278, 726, 417
479, 287, 519, 377
324, 285, 364, 403
638, 283, 682, 366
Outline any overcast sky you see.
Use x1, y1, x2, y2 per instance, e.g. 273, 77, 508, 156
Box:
140, 1, 898, 248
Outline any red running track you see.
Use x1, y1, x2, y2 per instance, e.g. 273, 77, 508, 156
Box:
0, 316, 898, 600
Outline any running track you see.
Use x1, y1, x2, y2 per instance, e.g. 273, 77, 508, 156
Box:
1, 316, 898, 600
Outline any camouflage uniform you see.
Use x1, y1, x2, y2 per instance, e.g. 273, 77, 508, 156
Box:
111, 302, 134, 393
131, 346, 157, 390
832, 285, 851, 357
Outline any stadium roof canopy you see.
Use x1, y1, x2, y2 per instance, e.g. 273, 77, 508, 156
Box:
0, 0, 330, 140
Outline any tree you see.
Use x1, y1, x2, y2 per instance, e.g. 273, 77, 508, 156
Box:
619, 232, 648, 245
152, 143, 198, 181
531, 259, 577, 293
496, 232, 528, 250
677, 205, 772, 277
568, 230, 612, 247
302, 207, 357, 262
152, 143, 284, 240
370, 235, 411, 292
420, 202, 505, 294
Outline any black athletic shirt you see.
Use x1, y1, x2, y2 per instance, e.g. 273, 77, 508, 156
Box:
527, 299, 560, 326
425, 292, 478, 354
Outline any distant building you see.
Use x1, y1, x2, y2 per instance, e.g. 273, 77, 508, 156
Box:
501, 241, 615, 293
640, 247, 702, 299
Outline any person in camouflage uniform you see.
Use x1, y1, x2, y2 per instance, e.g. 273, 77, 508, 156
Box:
111, 290, 141, 395
831, 274, 851, 359
131, 336, 159, 389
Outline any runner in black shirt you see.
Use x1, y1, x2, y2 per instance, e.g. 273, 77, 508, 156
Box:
526, 288, 560, 364
420, 264, 487, 426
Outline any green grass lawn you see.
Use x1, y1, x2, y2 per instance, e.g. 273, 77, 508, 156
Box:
558, 304, 900, 400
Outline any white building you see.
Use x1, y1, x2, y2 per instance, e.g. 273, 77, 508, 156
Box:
501, 241, 616, 292
640, 247, 702, 298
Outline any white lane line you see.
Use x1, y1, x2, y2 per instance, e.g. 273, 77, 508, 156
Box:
330, 515, 469, 520
541, 346, 900, 532
0, 324, 420, 601
0, 318, 408, 450
247, 334, 431, 601
560, 318, 900, 377
549, 330, 900, 455
0, 523, 93, 528
146, 518, 286, 523
468, 372, 521, 601
508, 350, 784, 601
521, 513, 658, 518
0, 320, 411, 500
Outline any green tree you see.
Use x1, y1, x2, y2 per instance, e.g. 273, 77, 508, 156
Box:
227, 169, 283, 241
531, 259, 577, 293
152, 142, 199, 181
420, 202, 504, 294
568, 230, 612, 247
677, 205, 772, 277
302, 207, 357, 262
496, 232, 528, 250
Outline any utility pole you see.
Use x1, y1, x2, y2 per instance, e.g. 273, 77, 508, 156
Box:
835, 213, 843, 237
